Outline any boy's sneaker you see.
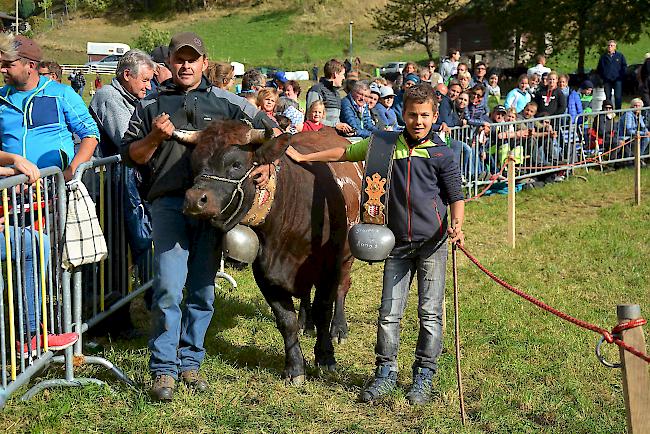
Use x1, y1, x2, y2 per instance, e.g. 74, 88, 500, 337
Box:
360, 365, 397, 403
406, 366, 435, 405
16, 332, 79, 358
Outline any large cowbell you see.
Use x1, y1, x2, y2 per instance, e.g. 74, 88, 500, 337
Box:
348, 131, 399, 263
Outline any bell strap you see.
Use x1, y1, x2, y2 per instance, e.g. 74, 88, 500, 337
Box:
360, 131, 400, 225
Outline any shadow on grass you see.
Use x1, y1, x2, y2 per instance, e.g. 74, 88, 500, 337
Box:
247, 9, 296, 24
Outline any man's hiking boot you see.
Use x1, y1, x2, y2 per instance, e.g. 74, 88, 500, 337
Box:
150, 374, 175, 402
181, 369, 209, 392
406, 366, 435, 405
360, 365, 397, 403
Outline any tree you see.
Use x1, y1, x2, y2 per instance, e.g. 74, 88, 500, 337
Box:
470, 0, 650, 73
38, 0, 52, 19
369, 0, 458, 60
133, 24, 171, 54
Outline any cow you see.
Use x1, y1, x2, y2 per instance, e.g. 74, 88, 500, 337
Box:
178, 120, 362, 383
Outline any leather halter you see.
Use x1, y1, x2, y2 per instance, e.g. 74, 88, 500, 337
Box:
198, 163, 278, 228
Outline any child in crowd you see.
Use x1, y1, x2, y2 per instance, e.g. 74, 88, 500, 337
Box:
286, 84, 465, 406
486, 73, 501, 108
302, 100, 326, 132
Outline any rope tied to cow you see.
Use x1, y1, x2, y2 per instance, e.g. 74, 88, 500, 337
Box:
455, 244, 650, 364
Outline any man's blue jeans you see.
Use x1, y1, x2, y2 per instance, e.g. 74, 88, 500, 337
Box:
375, 239, 447, 372
0, 227, 51, 333
148, 196, 220, 378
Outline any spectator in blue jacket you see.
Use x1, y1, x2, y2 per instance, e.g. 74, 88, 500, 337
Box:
597, 40, 627, 110
618, 98, 649, 157
567, 80, 594, 123
393, 73, 420, 126
340, 81, 377, 138
0, 36, 99, 180
376, 85, 400, 131
504, 74, 531, 113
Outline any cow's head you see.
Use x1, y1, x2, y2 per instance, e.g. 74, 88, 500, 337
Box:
180, 119, 289, 231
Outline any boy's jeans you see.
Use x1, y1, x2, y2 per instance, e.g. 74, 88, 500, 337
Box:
148, 196, 220, 378
375, 239, 447, 372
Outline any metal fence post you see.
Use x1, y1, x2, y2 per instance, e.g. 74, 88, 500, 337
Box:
616, 304, 650, 433
507, 152, 515, 249
634, 134, 641, 206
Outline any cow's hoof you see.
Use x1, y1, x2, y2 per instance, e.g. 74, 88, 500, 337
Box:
317, 364, 337, 376
285, 374, 305, 386
300, 327, 316, 337
330, 325, 349, 344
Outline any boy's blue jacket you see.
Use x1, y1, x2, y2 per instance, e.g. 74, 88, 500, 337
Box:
346, 132, 463, 243
0, 76, 99, 169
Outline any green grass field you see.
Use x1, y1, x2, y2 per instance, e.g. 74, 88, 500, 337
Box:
1, 167, 648, 433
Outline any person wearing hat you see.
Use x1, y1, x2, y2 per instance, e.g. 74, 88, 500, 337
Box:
149, 45, 172, 93
376, 85, 400, 131
0, 35, 96, 353
0, 35, 99, 179
120, 32, 274, 402
266, 70, 287, 91
393, 73, 420, 126
367, 82, 384, 129
567, 80, 593, 123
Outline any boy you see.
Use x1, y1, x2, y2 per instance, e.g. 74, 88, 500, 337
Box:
286, 84, 465, 405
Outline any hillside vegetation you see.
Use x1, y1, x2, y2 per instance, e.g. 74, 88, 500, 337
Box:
25, 0, 433, 70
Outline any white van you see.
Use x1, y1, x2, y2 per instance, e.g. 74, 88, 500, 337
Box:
86, 42, 131, 62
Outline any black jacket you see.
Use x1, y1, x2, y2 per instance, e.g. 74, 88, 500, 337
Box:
120, 77, 254, 201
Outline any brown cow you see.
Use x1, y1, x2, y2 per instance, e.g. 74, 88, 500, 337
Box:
181, 121, 361, 383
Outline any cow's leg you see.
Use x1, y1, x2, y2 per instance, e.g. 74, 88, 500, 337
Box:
297, 293, 316, 336
255, 272, 305, 384
330, 257, 353, 344
312, 284, 337, 371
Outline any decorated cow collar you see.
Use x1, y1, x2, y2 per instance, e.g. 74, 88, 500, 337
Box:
240, 162, 278, 227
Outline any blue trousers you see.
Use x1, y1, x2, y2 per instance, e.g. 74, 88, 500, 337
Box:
603, 80, 623, 110
375, 239, 447, 371
148, 196, 220, 378
0, 228, 51, 333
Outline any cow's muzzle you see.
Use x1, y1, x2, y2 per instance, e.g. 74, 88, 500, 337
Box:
183, 188, 217, 217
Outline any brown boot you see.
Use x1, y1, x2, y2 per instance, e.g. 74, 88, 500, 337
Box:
150, 374, 175, 401
180, 369, 209, 392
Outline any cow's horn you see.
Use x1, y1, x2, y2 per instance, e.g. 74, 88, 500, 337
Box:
261, 117, 275, 139
172, 129, 200, 144
246, 129, 267, 144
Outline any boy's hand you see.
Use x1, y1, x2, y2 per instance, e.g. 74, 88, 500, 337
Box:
286, 146, 305, 163
448, 225, 464, 246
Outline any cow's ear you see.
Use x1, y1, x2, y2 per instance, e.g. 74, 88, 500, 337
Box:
253, 134, 290, 165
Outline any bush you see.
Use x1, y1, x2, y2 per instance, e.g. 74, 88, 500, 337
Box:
79, 0, 113, 14
133, 24, 170, 54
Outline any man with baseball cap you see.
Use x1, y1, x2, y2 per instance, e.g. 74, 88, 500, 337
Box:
121, 32, 273, 402
0, 35, 99, 179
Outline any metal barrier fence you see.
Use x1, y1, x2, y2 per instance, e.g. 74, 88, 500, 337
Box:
446, 107, 650, 197
0, 168, 70, 408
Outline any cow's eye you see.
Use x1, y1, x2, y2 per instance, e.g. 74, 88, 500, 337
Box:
232, 161, 242, 170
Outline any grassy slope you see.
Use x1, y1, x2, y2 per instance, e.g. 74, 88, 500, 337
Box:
1, 168, 648, 432
34, 2, 423, 70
